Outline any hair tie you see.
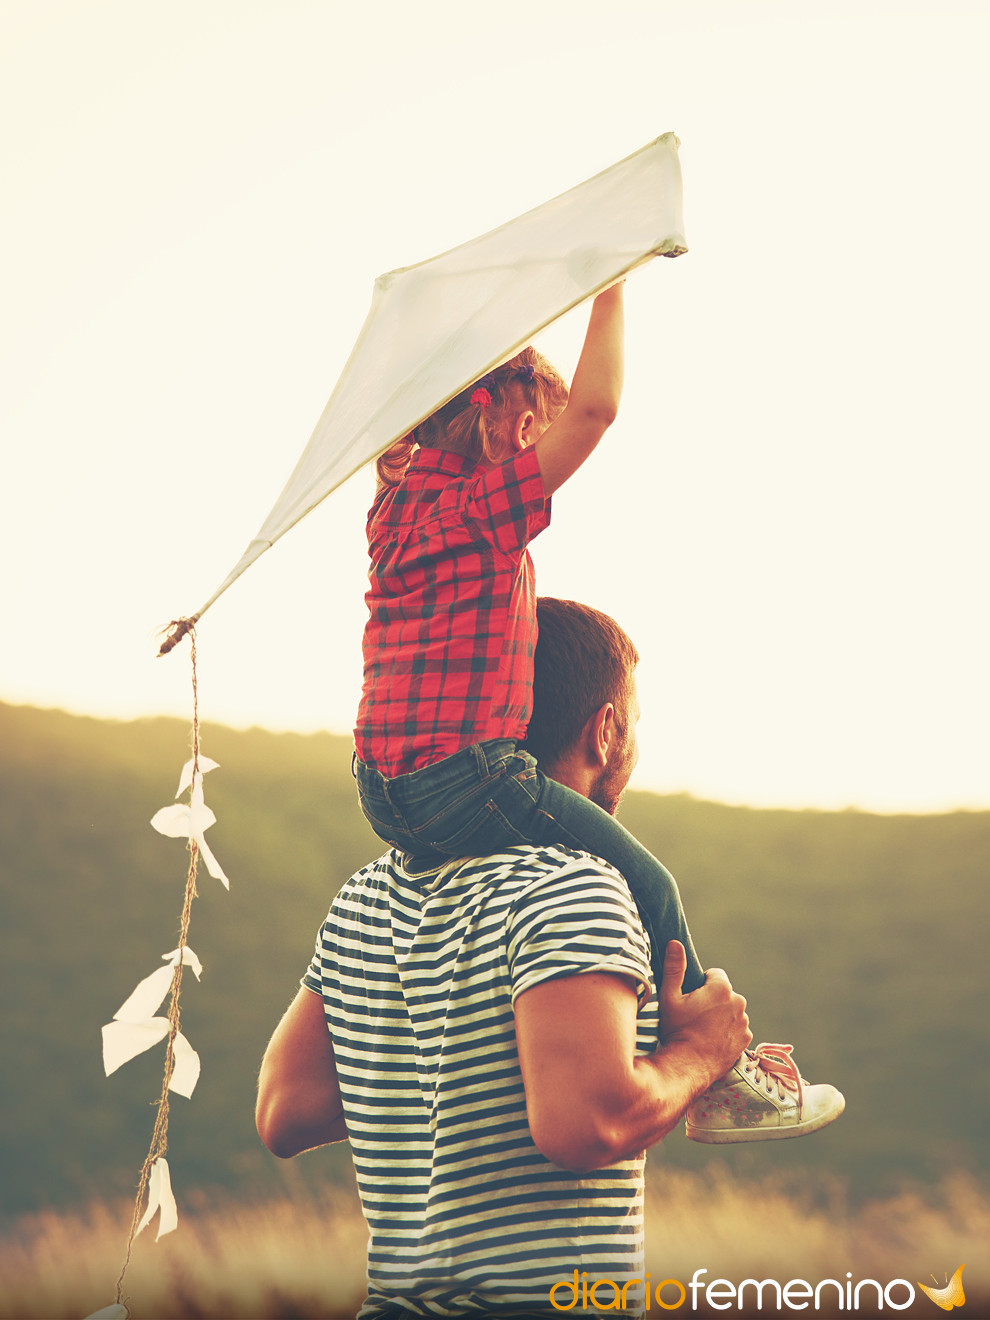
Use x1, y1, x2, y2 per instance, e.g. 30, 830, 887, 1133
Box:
517, 363, 536, 384
470, 387, 491, 409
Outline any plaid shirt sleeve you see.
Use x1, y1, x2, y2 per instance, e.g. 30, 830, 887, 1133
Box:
462, 446, 550, 557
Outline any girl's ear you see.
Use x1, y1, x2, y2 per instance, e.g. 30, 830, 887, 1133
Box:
512, 409, 539, 451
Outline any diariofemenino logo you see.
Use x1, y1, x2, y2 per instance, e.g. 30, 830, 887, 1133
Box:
918, 1265, 966, 1312
548, 1264, 966, 1311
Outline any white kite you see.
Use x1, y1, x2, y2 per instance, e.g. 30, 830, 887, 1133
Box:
159, 132, 686, 652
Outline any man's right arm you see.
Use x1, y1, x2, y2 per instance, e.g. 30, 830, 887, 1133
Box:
256, 986, 348, 1159
513, 940, 750, 1173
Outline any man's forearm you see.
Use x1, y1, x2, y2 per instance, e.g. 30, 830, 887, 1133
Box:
593, 1042, 725, 1166
530, 1036, 725, 1174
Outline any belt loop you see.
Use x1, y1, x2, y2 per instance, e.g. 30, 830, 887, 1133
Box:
350, 748, 358, 779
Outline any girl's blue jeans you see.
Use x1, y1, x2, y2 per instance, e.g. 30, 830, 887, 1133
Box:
353, 737, 705, 995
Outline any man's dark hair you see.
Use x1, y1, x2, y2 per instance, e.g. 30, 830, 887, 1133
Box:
523, 597, 639, 772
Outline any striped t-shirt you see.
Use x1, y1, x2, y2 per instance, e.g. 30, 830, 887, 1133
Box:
303, 844, 659, 1318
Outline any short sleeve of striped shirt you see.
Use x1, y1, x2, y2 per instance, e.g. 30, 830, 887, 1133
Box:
506, 852, 654, 1008
301, 942, 322, 996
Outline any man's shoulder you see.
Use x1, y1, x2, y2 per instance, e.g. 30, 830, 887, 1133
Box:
322, 845, 653, 1011
422, 843, 627, 886
452, 843, 628, 891
482, 845, 644, 926
418, 846, 643, 930
333, 844, 630, 902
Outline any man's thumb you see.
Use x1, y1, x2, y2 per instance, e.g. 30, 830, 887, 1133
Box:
659, 939, 687, 1002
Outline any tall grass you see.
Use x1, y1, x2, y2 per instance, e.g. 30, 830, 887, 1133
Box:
1, 1170, 985, 1319
643, 1168, 987, 1313
0, 1188, 367, 1320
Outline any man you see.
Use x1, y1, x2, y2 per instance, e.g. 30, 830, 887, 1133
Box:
256, 598, 751, 1317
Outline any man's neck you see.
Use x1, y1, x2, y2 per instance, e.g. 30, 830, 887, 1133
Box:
544, 754, 592, 800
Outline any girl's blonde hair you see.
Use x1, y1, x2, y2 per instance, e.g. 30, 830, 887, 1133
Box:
376, 347, 569, 487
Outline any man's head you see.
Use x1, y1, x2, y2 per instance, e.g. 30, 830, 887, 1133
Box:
523, 597, 640, 815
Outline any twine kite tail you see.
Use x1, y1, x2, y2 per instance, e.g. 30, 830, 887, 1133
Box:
157, 617, 198, 658
114, 630, 202, 1309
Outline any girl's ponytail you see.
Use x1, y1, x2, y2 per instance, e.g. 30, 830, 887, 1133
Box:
376, 433, 419, 487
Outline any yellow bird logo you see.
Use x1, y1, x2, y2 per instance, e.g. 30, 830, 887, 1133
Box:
917, 1264, 965, 1311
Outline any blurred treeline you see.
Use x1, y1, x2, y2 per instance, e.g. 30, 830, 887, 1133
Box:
1, 701, 987, 1222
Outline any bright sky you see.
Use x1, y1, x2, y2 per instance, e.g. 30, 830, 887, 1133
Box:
3, 0, 988, 812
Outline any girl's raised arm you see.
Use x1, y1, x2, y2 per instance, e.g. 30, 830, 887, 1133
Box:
533, 283, 624, 496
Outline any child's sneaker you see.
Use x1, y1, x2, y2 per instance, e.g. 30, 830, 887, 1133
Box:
685, 1043, 844, 1144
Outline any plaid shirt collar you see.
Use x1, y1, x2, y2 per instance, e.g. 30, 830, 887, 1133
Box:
408, 446, 485, 479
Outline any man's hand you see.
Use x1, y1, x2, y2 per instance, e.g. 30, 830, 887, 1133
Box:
657, 940, 752, 1085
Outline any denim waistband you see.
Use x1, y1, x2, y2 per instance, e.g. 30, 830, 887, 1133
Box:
354, 738, 521, 798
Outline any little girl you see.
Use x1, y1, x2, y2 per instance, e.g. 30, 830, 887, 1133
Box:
353, 284, 843, 1144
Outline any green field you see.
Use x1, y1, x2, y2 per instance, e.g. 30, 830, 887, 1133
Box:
2, 700, 988, 1225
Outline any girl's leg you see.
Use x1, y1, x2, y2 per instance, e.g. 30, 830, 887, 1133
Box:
354, 742, 704, 993
489, 759, 706, 994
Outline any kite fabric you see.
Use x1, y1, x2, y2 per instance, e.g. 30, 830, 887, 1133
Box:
161, 132, 687, 648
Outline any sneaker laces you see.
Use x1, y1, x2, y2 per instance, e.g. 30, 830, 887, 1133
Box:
740, 1043, 804, 1103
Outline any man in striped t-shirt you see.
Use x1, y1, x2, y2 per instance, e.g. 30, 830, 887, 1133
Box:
257, 600, 750, 1318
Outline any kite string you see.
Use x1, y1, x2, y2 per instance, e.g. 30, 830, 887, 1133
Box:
114, 629, 201, 1307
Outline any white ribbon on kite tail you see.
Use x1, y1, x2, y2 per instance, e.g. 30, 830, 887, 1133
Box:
101, 945, 204, 1097
158, 131, 687, 653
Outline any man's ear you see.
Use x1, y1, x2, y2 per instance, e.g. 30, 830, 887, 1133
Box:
586, 702, 617, 769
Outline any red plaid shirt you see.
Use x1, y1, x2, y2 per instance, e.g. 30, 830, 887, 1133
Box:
355, 445, 551, 776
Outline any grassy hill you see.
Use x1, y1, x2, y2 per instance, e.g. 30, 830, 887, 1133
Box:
2, 701, 987, 1221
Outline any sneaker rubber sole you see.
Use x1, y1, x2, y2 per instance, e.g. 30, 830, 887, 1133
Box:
686, 1085, 845, 1145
